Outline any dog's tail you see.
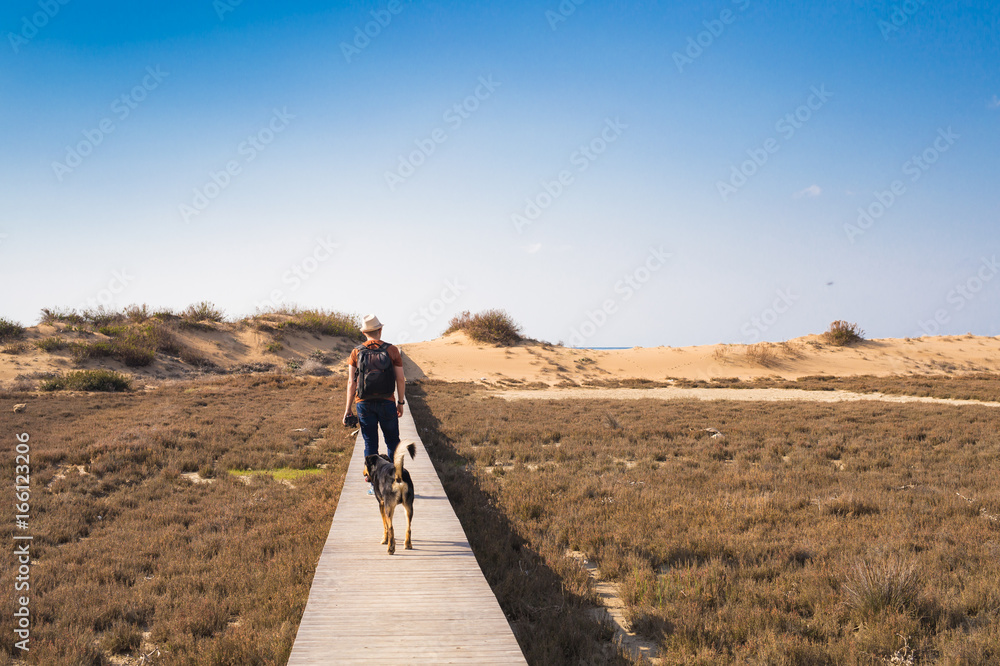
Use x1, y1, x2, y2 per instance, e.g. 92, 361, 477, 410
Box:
393, 441, 416, 483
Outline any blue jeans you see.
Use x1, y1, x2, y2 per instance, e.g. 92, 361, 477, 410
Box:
356, 399, 400, 461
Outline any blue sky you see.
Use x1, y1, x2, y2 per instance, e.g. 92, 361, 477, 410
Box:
2, 0, 998, 347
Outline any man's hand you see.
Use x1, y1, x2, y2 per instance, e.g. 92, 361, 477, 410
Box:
396, 403, 404, 417
343, 411, 353, 426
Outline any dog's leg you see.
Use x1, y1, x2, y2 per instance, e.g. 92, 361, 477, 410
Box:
403, 502, 413, 550
378, 503, 388, 545
385, 503, 396, 555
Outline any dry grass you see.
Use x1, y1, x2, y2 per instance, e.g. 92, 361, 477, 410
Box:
444, 309, 523, 346
825, 320, 866, 346
0, 375, 352, 665
411, 381, 1000, 664
743, 342, 778, 367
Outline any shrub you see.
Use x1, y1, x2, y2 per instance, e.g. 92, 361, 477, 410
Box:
111, 333, 156, 367
41, 370, 132, 392
824, 320, 865, 346
36, 337, 68, 352
99, 620, 142, 654
265, 342, 283, 353
123, 304, 152, 322
98, 324, 128, 337
444, 309, 522, 346
843, 556, 920, 617
248, 307, 363, 339
2, 341, 29, 354
70, 341, 116, 361
39, 307, 84, 326
0, 317, 25, 341
744, 342, 777, 367
182, 301, 225, 323
140, 321, 180, 354
81, 306, 126, 328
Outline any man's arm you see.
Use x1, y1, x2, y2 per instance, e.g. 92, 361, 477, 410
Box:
344, 364, 357, 423
394, 364, 405, 417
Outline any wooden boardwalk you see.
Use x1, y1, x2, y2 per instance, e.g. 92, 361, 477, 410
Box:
287, 410, 527, 664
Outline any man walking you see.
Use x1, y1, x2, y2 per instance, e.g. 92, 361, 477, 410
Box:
343, 314, 406, 466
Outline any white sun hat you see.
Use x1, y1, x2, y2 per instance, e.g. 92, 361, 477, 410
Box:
360, 314, 383, 333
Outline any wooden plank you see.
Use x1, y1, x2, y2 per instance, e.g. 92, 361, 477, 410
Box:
287, 409, 526, 664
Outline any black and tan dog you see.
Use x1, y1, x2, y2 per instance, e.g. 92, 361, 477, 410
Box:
363, 442, 416, 554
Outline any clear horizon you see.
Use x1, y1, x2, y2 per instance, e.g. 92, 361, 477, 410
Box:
2, 1, 998, 347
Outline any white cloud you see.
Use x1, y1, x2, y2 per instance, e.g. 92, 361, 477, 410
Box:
526, 243, 542, 254
794, 184, 822, 198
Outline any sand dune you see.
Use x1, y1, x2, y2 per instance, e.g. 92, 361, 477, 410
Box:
3, 321, 998, 387
400, 331, 1000, 384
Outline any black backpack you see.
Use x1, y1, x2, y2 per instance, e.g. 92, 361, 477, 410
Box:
355, 341, 396, 399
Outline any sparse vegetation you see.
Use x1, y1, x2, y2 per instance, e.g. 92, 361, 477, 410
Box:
0, 375, 351, 664
825, 319, 865, 346
445, 309, 523, 346
2, 341, 29, 354
245, 307, 363, 340
40, 369, 133, 392
411, 381, 1000, 663
743, 341, 777, 367
0, 317, 25, 342
33, 335, 70, 355
182, 301, 226, 323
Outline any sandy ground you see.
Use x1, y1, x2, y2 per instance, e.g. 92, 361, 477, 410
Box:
2, 323, 998, 387
400, 331, 1000, 384
491, 386, 1000, 408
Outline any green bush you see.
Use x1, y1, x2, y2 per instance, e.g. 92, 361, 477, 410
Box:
182, 301, 225, 323
0, 317, 25, 341
70, 341, 116, 361
41, 370, 132, 392
36, 337, 68, 352
444, 309, 523, 346
70, 325, 160, 367
98, 324, 129, 337
824, 320, 865, 346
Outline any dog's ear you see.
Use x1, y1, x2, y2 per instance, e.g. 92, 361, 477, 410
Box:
364, 454, 379, 469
